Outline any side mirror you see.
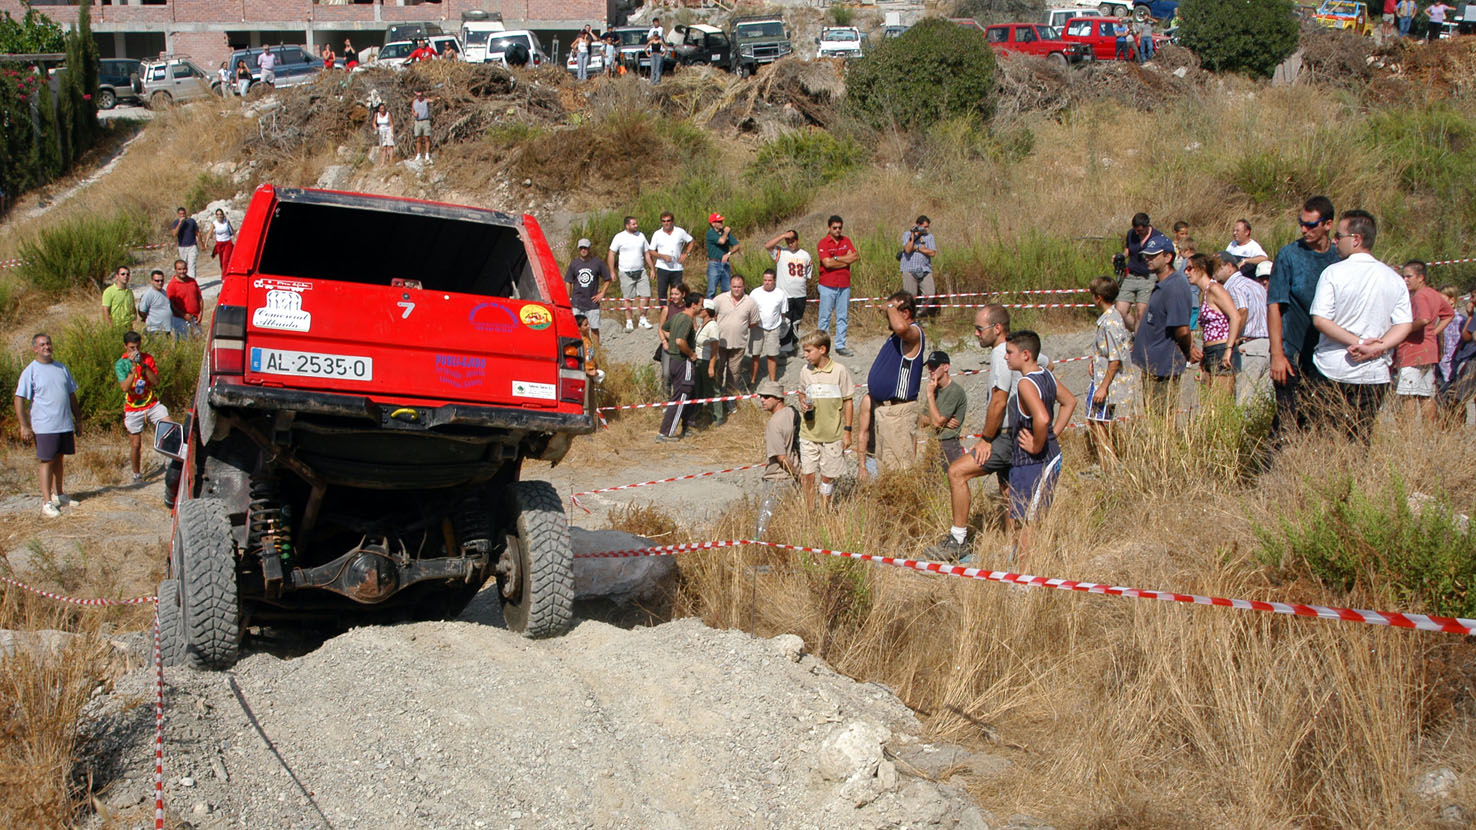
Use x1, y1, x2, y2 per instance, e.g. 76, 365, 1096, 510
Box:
153, 420, 186, 461
814, 37, 821, 44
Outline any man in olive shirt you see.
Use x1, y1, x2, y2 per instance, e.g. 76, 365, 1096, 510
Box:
658, 291, 701, 441
923, 351, 967, 467
102, 266, 136, 327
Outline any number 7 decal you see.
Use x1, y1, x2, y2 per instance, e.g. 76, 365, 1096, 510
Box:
397, 301, 415, 319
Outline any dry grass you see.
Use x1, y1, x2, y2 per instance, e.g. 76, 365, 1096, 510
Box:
666, 400, 1476, 827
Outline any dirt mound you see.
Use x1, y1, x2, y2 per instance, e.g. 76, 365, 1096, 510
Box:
241, 62, 563, 163
1373, 36, 1476, 97
994, 54, 1076, 120
995, 53, 1201, 120
83, 616, 998, 829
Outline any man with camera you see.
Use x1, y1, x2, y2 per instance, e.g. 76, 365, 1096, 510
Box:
899, 216, 938, 308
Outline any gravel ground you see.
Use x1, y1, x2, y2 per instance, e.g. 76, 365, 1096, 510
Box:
83, 614, 1011, 829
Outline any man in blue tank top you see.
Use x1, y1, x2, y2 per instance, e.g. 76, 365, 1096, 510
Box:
865, 291, 925, 473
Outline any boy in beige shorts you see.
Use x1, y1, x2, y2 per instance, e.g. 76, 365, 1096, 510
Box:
796, 330, 853, 508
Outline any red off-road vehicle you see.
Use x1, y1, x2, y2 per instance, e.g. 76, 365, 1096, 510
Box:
154, 186, 594, 668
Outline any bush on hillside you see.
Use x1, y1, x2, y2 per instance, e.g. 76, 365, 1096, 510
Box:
1177, 0, 1300, 78
17, 211, 147, 294
846, 17, 997, 129
748, 130, 864, 187
0, 8, 64, 53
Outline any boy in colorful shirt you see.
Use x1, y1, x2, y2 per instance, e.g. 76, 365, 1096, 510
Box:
795, 330, 854, 508
115, 331, 170, 481
1087, 276, 1133, 466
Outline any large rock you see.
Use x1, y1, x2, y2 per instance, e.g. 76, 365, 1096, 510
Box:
316, 164, 353, 191
817, 721, 890, 782
571, 527, 676, 605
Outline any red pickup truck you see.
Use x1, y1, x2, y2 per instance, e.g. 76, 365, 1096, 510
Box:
984, 23, 1093, 67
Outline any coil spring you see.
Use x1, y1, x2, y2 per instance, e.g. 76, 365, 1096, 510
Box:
248, 474, 291, 560
453, 493, 492, 556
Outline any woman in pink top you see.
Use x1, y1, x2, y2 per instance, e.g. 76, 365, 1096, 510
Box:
1185, 254, 1243, 395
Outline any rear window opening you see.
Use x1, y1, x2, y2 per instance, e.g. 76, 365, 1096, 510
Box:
257, 200, 542, 301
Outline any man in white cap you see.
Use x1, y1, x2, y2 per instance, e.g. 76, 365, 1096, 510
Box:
564, 238, 611, 345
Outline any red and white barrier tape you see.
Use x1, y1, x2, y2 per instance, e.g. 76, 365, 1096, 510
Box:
152, 607, 166, 830
0, 576, 166, 824
571, 463, 766, 511
0, 574, 156, 607
1427, 257, 1476, 267
574, 539, 1476, 636
598, 391, 761, 412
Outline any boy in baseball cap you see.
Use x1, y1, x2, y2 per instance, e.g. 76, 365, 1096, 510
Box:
923, 350, 967, 468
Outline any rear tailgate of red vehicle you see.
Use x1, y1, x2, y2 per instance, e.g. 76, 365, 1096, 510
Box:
227, 189, 578, 413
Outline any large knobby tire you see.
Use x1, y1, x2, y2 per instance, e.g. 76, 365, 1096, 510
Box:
156, 578, 187, 667
1048, 52, 1069, 69
499, 481, 574, 638
178, 498, 241, 668
1133, 4, 1149, 21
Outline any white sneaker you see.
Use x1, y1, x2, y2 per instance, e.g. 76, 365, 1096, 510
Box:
638, 317, 653, 329
625, 320, 635, 332
41, 501, 61, 518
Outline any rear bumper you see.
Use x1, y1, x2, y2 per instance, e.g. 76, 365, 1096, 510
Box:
209, 382, 596, 435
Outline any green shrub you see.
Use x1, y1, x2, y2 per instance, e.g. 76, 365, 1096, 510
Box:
0, 6, 99, 207
182, 171, 233, 215
748, 129, 865, 187
1362, 102, 1476, 196
846, 17, 997, 129
1178, 0, 1300, 78
1257, 476, 1476, 618
0, 318, 202, 433
828, 5, 854, 25
17, 211, 147, 294
0, 8, 64, 53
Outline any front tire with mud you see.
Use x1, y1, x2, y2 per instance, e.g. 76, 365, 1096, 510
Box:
498, 481, 574, 638
178, 498, 242, 668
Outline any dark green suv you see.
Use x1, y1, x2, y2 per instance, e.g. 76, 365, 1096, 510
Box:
97, 58, 142, 110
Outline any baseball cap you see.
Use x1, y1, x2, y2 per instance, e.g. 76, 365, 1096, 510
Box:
755, 379, 785, 399
1255, 260, 1274, 278
577, 238, 591, 249
702, 298, 717, 312
925, 350, 951, 369
1141, 237, 1171, 257
708, 212, 724, 224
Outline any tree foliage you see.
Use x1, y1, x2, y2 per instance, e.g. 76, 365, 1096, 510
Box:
0, 5, 100, 210
846, 17, 997, 130
0, 7, 65, 54
1177, 0, 1300, 78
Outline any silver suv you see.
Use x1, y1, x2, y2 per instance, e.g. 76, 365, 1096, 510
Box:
140, 56, 215, 108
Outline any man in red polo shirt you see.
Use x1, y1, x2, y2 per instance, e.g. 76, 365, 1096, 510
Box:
816, 214, 859, 357
407, 39, 437, 63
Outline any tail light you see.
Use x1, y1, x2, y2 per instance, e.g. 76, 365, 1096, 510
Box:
558, 336, 586, 404
212, 305, 246, 375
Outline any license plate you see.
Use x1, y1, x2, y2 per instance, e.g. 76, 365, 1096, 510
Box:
711, 53, 720, 60
250, 348, 373, 381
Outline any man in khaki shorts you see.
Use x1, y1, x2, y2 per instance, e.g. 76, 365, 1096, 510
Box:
410, 90, 437, 163
1118, 212, 1174, 331
747, 268, 789, 386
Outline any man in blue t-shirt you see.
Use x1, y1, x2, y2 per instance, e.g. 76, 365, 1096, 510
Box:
1129, 236, 1192, 414
172, 206, 200, 279
12, 333, 81, 518
1267, 195, 1341, 437
1119, 212, 1174, 330
704, 212, 739, 298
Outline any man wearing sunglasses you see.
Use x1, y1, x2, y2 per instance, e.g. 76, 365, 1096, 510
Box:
135, 269, 175, 338
1267, 196, 1341, 439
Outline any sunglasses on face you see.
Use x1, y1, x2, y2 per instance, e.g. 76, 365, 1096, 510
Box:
1299, 219, 1324, 229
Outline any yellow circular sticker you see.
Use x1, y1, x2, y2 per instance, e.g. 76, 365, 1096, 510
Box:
519, 305, 552, 331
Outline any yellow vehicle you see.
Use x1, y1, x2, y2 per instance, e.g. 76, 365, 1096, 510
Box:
1312, 0, 1374, 36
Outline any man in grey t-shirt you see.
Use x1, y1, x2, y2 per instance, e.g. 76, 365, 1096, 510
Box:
136, 269, 176, 337
12, 333, 80, 517
410, 90, 436, 163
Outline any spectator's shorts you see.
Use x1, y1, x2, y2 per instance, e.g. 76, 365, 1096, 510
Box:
939, 437, 964, 468
1118, 275, 1155, 306
1382, 12, 1396, 23
1201, 342, 1241, 376
124, 402, 169, 436
799, 438, 844, 478
619, 269, 650, 299
35, 431, 75, 462
1397, 364, 1437, 397
577, 307, 602, 331
1008, 459, 1061, 522
413, 119, 431, 137
748, 326, 782, 357
260, 69, 275, 85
